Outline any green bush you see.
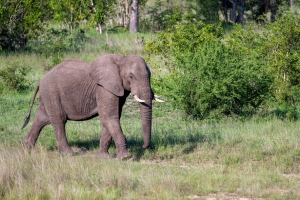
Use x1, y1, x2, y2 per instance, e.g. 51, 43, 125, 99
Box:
171, 40, 271, 119
0, 62, 31, 93
140, 1, 184, 32
28, 27, 87, 67
146, 23, 272, 120
145, 22, 223, 59
264, 12, 300, 110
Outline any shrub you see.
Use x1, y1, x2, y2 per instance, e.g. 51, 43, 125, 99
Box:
264, 12, 300, 110
28, 27, 87, 68
0, 62, 31, 93
145, 22, 223, 59
146, 23, 272, 120
140, 1, 184, 32
171, 39, 271, 119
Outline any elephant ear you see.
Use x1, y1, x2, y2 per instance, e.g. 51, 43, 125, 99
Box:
90, 60, 124, 97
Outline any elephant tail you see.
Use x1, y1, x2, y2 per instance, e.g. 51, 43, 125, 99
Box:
21, 84, 39, 130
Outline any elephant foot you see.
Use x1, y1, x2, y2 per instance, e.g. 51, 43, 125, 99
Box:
58, 148, 75, 156
97, 151, 114, 159
117, 150, 132, 161
22, 140, 35, 150
74, 147, 88, 156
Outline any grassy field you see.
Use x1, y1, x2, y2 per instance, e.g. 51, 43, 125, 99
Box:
1, 32, 300, 199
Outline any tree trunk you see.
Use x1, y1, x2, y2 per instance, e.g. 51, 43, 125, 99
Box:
97, 23, 102, 34
129, 0, 139, 33
270, 0, 277, 22
230, 0, 236, 22
264, 0, 269, 14
116, 0, 129, 27
236, 0, 245, 24
290, 0, 294, 9
223, 3, 229, 23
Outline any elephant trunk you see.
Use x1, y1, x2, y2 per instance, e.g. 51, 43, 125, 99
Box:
140, 101, 152, 149
139, 83, 152, 149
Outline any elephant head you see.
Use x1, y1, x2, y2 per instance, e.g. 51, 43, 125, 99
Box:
90, 54, 154, 149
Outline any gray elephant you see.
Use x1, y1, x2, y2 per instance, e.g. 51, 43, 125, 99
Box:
22, 54, 163, 160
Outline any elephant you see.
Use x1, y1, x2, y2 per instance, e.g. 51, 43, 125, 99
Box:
22, 54, 163, 160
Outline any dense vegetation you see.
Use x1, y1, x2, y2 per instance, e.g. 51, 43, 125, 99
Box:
146, 13, 300, 120
1, 0, 300, 199
1, 0, 300, 120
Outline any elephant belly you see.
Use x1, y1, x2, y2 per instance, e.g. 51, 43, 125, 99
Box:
58, 75, 99, 121
61, 88, 99, 121
61, 93, 98, 121
66, 107, 99, 121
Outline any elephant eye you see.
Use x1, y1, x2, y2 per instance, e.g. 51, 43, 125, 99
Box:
129, 75, 133, 79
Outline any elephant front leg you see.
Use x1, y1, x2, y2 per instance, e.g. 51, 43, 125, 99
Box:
97, 87, 132, 160
99, 118, 132, 160
104, 119, 132, 160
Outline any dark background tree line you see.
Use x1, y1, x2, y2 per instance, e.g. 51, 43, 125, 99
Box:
1, 0, 299, 50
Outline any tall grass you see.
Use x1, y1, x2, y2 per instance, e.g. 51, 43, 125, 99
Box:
1, 31, 300, 199
1, 90, 300, 199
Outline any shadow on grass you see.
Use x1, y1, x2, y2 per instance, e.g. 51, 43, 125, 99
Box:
69, 139, 100, 151
68, 127, 222, 161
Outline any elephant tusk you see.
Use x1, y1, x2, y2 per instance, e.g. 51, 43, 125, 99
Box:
154, 95, 164, 102
133, 95, 145, 103
154, 98, 164, 102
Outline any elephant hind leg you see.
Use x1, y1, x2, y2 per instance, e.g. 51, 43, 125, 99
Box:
51, 121, 74, 155
97, 127, 114, 159
23, 106, 50, 149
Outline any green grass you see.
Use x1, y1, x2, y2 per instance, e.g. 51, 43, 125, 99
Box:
1, 31, 300, 199
1, 91, 300, 199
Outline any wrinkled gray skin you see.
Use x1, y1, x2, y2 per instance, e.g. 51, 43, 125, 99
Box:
22, 54, 154, 160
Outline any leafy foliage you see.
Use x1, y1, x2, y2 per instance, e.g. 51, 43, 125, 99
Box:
192, 0, 221, 23
0, 0, 50, 50
49, 0, 90, 30
172, 38, 271, 119
0, 62, 31, 93
141, 0, 184, 32
264, 12, 300, 109
92, 0, 115, 27
147, 13, 300, 120
146, 23, 273, 119
145, 22, 223, 58
28, 27, 87, 67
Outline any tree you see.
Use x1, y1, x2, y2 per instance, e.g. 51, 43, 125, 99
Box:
220, 0, 245, 24
129, 0, 139, 33
49, 0, 90, 31
91, 0, 115, 34
0, 0, 50, 50
194, 0, 220, 23
115, 0, 130, 28
236, 0, 245, 24
220, 0, 232, 23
